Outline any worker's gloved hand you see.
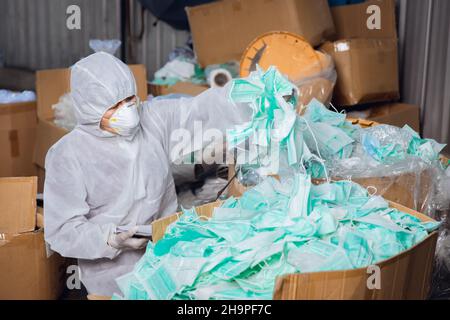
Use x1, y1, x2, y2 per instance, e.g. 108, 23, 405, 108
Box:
107, 226, 149, 250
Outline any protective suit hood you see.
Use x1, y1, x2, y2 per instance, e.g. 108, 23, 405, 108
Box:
70, 52, 137, 137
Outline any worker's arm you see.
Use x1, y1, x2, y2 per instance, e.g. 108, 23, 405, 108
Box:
43, 143, 120, 260
140, 83, 252, 163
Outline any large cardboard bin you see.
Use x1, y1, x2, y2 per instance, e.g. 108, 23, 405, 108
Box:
151, 200, 438, 300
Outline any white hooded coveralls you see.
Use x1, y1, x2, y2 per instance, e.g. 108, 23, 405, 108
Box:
43, 52, 249, 296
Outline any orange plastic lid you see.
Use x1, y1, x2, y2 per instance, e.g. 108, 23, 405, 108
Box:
240, 31, 329, 83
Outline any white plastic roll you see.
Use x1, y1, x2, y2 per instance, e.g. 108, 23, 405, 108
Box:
207, 68, 233, 88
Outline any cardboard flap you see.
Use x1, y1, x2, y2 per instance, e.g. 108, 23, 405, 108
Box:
0, 231, 67, 299
273, 269, 369, 300
0, 177, 37, 234
36, 64, 148, 121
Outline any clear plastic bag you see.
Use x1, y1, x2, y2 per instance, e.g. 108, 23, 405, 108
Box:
326, 124, 450, 216
89, 39, 122, 55
0, 89, 36, 104
295, 52, 337, 113
237, 165, 264, 187
168, 46, 196, 63
430, 216, 450, 299
52, 93, 77, 131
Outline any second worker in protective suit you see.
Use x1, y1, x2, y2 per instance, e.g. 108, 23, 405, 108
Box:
44, 52, 251, 296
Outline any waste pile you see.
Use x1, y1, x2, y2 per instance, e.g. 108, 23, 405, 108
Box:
113, 66, 442, 300
114, 175, 439, 300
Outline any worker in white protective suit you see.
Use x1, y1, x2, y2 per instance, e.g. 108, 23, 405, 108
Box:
44, 52, 250, 296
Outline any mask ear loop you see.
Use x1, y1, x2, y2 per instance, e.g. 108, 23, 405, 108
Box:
328, 101, 339, 113
312, 155, 330, 183
329, 102, 346, 115
299, 117, 330, 183
366, 186, 378, 197
299, 154, 307, 173
248, 247, 286, 293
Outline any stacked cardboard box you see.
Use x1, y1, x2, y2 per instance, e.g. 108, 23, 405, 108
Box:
346, 102, 421, 132
33, 65, 148, 192
0, 177, 67, 299
321, 0, 421, 130
322, 0, 399, 106
187, 0, 335, 67
0, 100, 37, 177
150, 0, 336, 97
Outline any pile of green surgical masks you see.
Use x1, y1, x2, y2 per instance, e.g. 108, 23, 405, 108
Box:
226, 66, 446, 178
227, 67, 326, 175
228, 69, 447, 214
113, 174, 439, 300
302, 101, 447, 178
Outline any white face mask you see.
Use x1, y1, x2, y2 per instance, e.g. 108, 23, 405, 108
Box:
109, 99, 141, 137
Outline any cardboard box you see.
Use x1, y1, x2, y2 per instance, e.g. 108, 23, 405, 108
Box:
321, 38, 400, 106
0, 101, 38, 177
347, 103, 421, 132
0, 177, 67, 299
151, 200, 438, 300
33, 65, 148, 186
331, 0, 397, 39
186, 0, 335, 67
0, 67, 36, 91
149, 81, 209, 97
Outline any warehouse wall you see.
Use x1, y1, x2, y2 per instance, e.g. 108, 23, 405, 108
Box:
399, 0, 450, 144
0, 0, 121, 70
126, 0, 190, 77
0, 0, 188, 79
0, 0, 449, 144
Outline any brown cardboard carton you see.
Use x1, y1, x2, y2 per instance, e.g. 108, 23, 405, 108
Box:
0, 177, 37, 234
0, 177, 67, 299
347, 103, 420, 132
0, 231, 67, 300
151, 200, 437, 300
368, 103, 420, 132
186, 0, 335, 67
331, 0, 397, 40
33, 65, 148, 182
149, 81, 208, 97
321, 39, 400, 106
0, 101, 37, 177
